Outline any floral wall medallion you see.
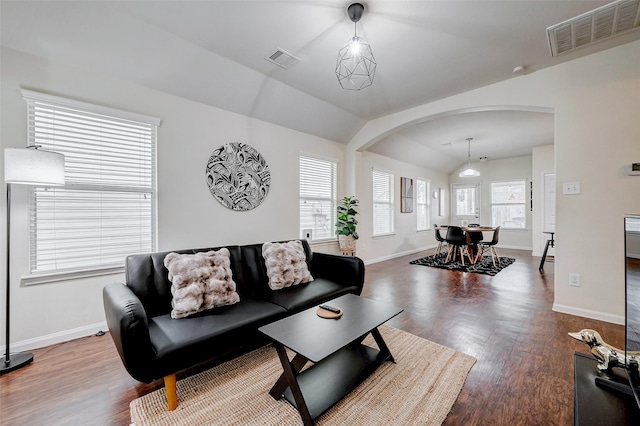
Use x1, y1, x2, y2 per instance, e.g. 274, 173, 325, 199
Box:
205, 142, 271, 211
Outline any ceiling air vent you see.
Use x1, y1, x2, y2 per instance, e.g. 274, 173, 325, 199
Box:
264, 48, 300, 69
547, 0, 640, 56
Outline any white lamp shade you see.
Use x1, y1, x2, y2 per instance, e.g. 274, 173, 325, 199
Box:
459, 168, 481, 178
4, 148, 65, 186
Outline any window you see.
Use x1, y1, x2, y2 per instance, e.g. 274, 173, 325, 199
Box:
23, 90, 160, 274
373, 169, 394, 236
416, 178, 430, 231
491, 180, 526, 229
299, 155, 337, 241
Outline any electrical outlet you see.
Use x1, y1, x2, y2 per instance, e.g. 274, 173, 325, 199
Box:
569, 273, 581, 287
562, 182, 581, 195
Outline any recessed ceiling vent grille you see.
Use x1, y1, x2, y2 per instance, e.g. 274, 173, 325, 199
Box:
265, 48, 300, 69
547, 0, 640, 56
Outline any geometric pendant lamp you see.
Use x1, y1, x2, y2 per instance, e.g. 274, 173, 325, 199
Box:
336, 2, 377, 91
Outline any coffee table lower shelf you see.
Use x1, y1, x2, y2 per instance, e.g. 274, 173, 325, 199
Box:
274, 341, 391, 423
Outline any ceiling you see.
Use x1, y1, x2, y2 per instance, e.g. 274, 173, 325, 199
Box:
2, 1, 639, 173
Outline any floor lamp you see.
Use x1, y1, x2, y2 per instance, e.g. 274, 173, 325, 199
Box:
2, 146, 65, 374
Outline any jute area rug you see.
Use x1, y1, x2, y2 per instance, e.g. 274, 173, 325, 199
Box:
130, 325, 476, 426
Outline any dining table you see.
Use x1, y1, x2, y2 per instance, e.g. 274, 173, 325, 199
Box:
436, 225, 496, 263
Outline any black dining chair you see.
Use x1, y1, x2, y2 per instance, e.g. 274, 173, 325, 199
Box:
434, 224, 447, 256
445, 226, 473, 265
476, 226, 501, 267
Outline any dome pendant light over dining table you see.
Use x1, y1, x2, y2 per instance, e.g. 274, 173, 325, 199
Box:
459, 138, 481, 177
336, 3, 377, 91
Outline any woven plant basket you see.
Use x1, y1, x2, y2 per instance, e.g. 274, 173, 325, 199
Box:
338, 235, 357, 253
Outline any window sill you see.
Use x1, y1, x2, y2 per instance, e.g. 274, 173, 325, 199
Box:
22, 265, 125, 286
309, 238, 338, 247
373, 233, 396, 239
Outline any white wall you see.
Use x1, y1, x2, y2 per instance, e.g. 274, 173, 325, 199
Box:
0, 47, 347, 349
357, 151, 449, 263
449, 155, 533, 250
348, 40, 640, 325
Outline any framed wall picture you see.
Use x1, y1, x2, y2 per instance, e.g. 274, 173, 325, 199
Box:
205, 142, 271, 211
401, 177, 414, 213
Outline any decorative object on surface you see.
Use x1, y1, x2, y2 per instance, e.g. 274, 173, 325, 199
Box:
2, 146, 65, 374
569, 329, 640, 372
336, 196, 359, 254
400, 177, 413, 213
317, 306, 344, 319
336, 3, 376, 91
262, 240, 314, 290
410, 252, 516, 276
164, 249, 240, 319
129, 325, 476, 426
459, 138, 480, 177
205, 142, 270, 211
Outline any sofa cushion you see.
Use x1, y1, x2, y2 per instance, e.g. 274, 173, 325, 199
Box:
262, 240, 313, 290
126, 245, 245, 318
149, 299, 287, 365
263, 277, 358, 312
164, 249, 240, 319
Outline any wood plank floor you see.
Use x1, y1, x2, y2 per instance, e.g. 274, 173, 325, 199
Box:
0, 248, 623, 425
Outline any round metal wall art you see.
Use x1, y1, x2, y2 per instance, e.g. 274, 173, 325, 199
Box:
205, 142, 271, 211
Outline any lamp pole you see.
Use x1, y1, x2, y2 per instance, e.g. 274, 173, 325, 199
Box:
1, 183, 33, 373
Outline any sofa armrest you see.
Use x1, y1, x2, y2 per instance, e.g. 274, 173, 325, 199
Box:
103, 282, 156, 383
310, 252, 365, 295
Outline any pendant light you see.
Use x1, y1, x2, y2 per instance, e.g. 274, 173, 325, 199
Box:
335, 3, 377, 91
459, 138, 480, 177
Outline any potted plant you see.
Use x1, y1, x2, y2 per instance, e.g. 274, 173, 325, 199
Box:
336, 196, 359, 253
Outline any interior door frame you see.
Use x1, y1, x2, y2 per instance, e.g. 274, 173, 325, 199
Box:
451, 182, 481, 226
542, 173, 556, 256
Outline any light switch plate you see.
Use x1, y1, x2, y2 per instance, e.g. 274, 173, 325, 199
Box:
562, 182, 581, 195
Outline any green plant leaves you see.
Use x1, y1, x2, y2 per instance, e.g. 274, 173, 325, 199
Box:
335, 196, 360, 239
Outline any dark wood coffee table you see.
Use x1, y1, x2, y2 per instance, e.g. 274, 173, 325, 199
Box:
258, 294, 403, 425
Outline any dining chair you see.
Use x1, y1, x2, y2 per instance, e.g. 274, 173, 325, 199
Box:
476, 226, 501, 267
445, 226, 473, 265
434, 224, 447, 256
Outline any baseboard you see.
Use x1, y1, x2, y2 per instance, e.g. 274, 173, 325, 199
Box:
0, 321, 108, 353
498, 244, 532, 251
364, 245, 436, 265
552, 303, 624, 326
364, 243, 532, 265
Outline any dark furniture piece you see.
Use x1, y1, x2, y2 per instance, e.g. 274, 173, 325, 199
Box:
102, 240, 365, 410
539, 231, 555, 271
445, 226, 473, 265
574, 352, 640, 425
259, 294, 403, 425
476, 226, 501, 267
434, 224, 447, 256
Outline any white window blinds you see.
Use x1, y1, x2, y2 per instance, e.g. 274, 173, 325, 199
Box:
373, 169, 394, 236
416, 178, 430, 231
299, 155, 337, 241
23, 90, 160, 274
491, 180, 526, 229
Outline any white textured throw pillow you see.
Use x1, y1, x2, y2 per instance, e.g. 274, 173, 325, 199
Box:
164, 248, 240, 319
262, 240, 314, 290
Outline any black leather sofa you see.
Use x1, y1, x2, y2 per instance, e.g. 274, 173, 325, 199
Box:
103, 240, 365, 410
